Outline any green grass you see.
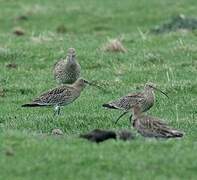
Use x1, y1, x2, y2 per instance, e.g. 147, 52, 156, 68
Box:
1, 0, 197, 179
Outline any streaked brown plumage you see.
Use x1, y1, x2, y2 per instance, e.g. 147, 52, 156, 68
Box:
22, 78, 89, 115
132, 105, 184, 138
53, 48, 81, 84
80, 129, 134, 143
102, 82, 168, 124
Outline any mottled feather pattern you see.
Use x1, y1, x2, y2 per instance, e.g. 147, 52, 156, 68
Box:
53, 49, 81, 84
33, 86, 79, 106
54, 60, 80, 84
22, 79, 87, 115
134, 115, 183, 138
107, 92, 145, 111
53, 58, 64, 68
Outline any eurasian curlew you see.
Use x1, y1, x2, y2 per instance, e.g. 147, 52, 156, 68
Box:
132, 104, 184, 138
102, 82, 168, 124
22, 78, 89, 115
53, 48, 81, 84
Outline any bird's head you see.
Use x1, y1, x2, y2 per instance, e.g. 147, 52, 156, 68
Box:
144, 82, 168, 98
67, 48, 76, 60
74, 78, 90, 89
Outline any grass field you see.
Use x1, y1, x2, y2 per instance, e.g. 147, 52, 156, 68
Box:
0, 0, 197, 179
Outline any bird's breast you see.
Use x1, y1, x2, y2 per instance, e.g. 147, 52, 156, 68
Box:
141, 95, 154, 112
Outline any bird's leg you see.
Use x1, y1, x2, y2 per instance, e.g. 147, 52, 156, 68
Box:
129, 114, 133, 125
53, 109, 57, 116
54, 105, 61, 116
114, 111, 128, 124
57, 106, 61, 115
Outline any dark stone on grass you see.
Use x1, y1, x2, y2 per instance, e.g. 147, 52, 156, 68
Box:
80, 129, 117, 143
93, 26, 111, 31
5, 147, 15, 156
56, 25, 68, 34
151, 14, 197, 34
117, 130, 135, 141
80, 129, 134, 143
6, 63, 17, 69
16, 15, 28, 21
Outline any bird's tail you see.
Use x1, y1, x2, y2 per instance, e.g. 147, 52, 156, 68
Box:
102, 103, 118, 109
169, 129, 184, 138
21, 103, 46, 107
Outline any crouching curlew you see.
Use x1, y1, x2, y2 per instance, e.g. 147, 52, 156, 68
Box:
132, 104, 184, 138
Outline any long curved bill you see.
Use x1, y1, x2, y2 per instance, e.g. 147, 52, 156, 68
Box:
153, 87, 169, 98
84, 80, 108, 93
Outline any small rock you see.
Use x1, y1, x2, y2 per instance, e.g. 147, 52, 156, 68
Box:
51, 128, 64, 136
5, 147, 14, 156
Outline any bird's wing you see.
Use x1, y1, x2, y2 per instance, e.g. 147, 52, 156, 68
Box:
33, 85, 76, 105
110, 92, 145, 110
53, 58, 64, 68
127, 91, 144, 98
147, 116, 168, 126
136, 116, 183, 138
139, 116, 175, 137
127, 92, 147, 107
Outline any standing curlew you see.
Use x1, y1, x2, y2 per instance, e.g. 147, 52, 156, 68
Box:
53, 48, 81, 84
131, 104, 184, 138
22, 78, 89, 115
102, 82, 168, 124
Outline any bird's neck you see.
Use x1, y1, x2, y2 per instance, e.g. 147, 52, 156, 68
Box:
73, 83, 85, 92
145, 89, 155, 102
132, 106, 142, 119
67, 56, 75, 63
145, 88, 154, 95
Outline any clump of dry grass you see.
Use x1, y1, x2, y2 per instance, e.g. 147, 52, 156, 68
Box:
102, 38, 127, 53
